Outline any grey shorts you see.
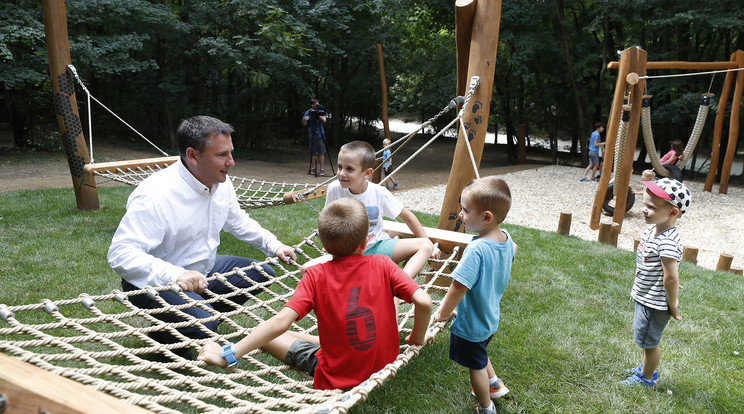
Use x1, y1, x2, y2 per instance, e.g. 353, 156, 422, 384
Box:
285, 339, 320, 376
633, 300, 671, 349
588, 150, 600, 165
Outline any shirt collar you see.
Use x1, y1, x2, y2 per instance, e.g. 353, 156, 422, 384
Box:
177, 159, 213, 195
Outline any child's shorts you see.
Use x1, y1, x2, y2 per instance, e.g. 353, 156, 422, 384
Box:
449, 333, 493, 370
285, 340, 320, 376
633, 300, 671, 349
364, 238, 397, 257
588, 150, 600, 164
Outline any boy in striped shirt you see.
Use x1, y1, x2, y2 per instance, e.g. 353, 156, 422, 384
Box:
621, 178, 691, 388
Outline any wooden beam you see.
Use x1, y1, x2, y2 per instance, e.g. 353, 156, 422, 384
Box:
43, 0, 99, 211
83, 156, 180, 176
717, 50, 744, 194
704, 52, 738, 192
438, 0, 502, 232
282, 185, 328, 205
607, 61, 738, 70
384, 220, 474, 258
0, 353, 152, 413
455, 0, 476, 99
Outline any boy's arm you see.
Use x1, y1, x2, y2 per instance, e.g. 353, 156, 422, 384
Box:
198, 307, 299, 367
397, 208, 428, 239
405, 288, 433, 346
434, 280, 468, 323
661, 256, 682, 321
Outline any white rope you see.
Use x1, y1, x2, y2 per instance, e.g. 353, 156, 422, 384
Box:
66, 65, 169, 157
640, 66, 744, 80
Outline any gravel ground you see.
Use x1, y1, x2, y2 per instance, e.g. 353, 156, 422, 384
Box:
396, 165, 744, 272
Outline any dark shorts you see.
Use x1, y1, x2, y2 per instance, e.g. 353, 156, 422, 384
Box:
633, 300, 671, 349
285, 339, 320, 376
588, 150, 600, 165
384, 165, 393, 176
308, 136, 326, 155
449, 333, 493, 370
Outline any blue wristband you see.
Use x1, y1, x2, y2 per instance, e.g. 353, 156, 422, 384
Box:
221, 342, 238, 367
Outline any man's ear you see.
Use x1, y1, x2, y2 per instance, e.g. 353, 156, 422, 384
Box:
185, 147, 199, 166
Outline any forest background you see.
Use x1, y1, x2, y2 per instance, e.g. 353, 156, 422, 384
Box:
2, 0, 744, 178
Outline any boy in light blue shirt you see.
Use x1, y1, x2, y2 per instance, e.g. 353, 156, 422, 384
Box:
435, 176, 517, 414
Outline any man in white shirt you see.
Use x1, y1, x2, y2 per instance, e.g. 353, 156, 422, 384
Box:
108, 115, 296, 357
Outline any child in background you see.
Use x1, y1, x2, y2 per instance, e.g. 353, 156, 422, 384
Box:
632, 169, 656, 195
580, 122, 605, 182
198, 198, 433, 390
435, 176, 517, 414
620, 178, 691, 388
659, 140, 685, 167
382, 138, 399, 190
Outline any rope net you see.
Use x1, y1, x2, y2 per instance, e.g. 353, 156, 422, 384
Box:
0, 234, 458, 414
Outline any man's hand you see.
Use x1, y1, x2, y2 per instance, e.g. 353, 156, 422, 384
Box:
197, 341, 227, 368
274, 245, 297, 264
177, 270, 208, 293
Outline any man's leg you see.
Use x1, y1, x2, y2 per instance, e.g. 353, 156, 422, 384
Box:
209, 255, 275, 312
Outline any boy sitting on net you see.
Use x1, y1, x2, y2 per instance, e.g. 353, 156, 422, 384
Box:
435, 176, 517, 414
304, 140, 439, 278
198, 198, 433, 390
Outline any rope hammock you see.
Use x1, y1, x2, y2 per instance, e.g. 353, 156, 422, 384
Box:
640, 93, 714, 177
0, 233, 460, 414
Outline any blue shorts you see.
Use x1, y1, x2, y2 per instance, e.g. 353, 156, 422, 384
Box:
364, 237, 397, 257
588, 150, 600, 165
449, 333, 493, 370
285, 340, 319, 376
633, 300, 671, 349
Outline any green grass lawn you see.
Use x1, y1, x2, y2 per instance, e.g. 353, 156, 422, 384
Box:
1, 186, 742, 413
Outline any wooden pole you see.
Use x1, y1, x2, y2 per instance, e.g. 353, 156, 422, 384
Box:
438, 0, 502, 232
557, 212, 572, 235
612, 52, 647, 232
598, 221, 618, 246
730, 265, 744, 276
454, 0, 476, 100
376, 44, 391, 142
591, 47, 632, 230
703, 52, 737, 192
43, 0, 99, 211
682, 246, 699, 264
717, 50, 744, 194
0, 353, 152, 413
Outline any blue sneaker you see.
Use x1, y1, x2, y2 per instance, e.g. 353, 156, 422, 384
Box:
624, 364, 658, 381
393, 182, 398, 190
619, 372, 654, 388
580, 178, 589, 182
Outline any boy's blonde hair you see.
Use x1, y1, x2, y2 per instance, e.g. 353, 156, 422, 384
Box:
641, 169, 655, 181
383, 138, 391, 146
318, 198, 369, 256
340, 141, 376, 170
462, 176, 512, 224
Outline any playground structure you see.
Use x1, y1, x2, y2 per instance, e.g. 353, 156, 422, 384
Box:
0, 0, 503, 413
590, 46, 744, 231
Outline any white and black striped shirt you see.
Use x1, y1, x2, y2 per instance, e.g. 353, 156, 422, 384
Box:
631, 225, 681, 311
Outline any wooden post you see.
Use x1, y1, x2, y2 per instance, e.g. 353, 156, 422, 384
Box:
704, 52, 737, 192
454, 0, 476, 100
557, 212, 572, 235
716, 254, 733, 272
682, 246, 699, 264
591, 47, 633, 230
376, 44, 391, 142
730, 265, 743, 275
598, 221, 618, 246
372, 157, 383, 184
0, 353, 152, 413
43, 0, 99, 211
438, 0, 502, 232
718, 50, 744, 195
612, 55, 647, 233
517, 123, 526, 163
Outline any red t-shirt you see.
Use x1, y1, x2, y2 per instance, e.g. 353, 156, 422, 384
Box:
285, 254, 420, 390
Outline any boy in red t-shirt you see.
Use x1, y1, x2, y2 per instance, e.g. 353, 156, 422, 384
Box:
198, 198, 433, 389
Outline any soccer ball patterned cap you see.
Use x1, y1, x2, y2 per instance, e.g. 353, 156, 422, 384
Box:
642, 178, 691, 214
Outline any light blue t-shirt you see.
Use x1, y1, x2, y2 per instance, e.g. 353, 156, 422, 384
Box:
383, 149, 392, 168
450, 230, 514, 342
588, 131, 601, 152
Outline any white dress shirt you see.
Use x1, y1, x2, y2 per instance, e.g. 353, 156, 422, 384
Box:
108, 160, 283, 288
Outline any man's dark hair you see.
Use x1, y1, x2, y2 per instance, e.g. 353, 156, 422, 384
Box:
595, 121, 604, 130
177, 116, 234, 158
310, 98, 319, 105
